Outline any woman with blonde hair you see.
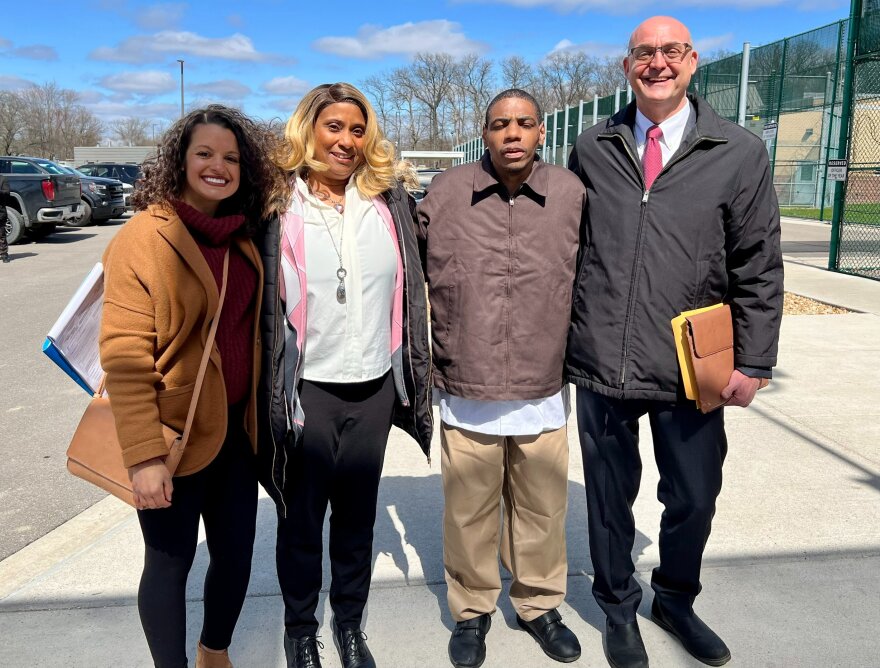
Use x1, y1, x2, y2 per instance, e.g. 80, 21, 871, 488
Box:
255, 83, 432, 668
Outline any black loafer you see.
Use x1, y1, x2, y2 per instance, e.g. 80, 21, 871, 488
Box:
283, 634, 323, 668
651, 599, 731, 666
603, 620, 648, 668
516, 609, 581, 663
332, 622, 375, 668
448, 613, 491, 668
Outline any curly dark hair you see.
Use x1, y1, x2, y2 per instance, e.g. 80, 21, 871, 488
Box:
132, 104, 288, 233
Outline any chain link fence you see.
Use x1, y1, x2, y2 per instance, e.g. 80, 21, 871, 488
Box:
453, 20, 849, 223
833, 0, 880, 279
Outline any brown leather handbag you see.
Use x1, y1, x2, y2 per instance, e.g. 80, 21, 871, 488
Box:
66, 252, 229, 506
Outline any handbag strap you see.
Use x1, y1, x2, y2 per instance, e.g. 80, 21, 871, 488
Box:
164, 249, 230, 474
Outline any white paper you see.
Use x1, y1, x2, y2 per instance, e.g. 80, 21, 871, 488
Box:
46, 263, 105, 393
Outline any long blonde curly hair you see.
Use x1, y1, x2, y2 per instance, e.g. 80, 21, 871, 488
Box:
276, 83, 397, 198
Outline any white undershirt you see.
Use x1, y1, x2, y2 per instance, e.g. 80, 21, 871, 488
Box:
298, 176, 397, 383
438, 387, 570, 437
635, 100, 694, 166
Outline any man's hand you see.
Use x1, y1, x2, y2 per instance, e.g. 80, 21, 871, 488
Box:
129, 458, 173, 509
720, 369, 762, 408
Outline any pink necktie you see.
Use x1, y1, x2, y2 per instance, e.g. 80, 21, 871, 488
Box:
642, 125, 663, 190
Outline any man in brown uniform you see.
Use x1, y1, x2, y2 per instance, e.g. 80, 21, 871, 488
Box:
417, 89, 586, 668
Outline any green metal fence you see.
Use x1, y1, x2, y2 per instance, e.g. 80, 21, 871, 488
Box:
830, 0, 880, 279
454, 20, 849, 222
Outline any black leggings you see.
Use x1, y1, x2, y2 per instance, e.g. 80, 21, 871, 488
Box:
136, 414, 258, 668
276, 372, 395, 638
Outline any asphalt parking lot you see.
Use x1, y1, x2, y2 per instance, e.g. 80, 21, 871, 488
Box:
0, 217, 129, 561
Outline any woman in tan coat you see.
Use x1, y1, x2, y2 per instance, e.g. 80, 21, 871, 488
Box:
100, 105, 284, 668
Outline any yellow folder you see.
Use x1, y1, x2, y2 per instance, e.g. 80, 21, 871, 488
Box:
671, 303, 725, 401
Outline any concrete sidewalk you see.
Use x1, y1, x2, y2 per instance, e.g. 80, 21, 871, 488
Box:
1, 257, 878, 668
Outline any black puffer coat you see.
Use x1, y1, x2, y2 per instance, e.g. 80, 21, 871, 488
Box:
566, 95, 783, 402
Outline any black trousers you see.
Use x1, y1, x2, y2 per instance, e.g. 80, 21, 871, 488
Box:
137, 409, 258, 668
276, 372, 395, 638
0, 204, 8, 258
575, 388, 727, 625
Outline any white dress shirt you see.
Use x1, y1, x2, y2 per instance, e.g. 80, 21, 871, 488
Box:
635, 100, 695, 165
298, 176, 397, 383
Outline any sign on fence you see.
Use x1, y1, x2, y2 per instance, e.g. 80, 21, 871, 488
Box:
827, 160, 848, 182
762, 122, 778, 141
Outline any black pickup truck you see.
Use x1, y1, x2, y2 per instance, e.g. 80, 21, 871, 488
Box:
0, 156, 82, 243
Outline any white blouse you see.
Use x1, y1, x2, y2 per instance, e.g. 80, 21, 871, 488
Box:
297, 176, 397, 383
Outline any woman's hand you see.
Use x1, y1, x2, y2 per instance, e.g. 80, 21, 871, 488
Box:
129, 458, 173, 509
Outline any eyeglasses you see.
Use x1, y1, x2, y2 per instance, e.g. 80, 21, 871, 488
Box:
628, 42, 692, 64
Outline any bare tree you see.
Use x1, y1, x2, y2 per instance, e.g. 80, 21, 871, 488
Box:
408, 53, 455, 147
592, 55, 627, 97
454, 54, 495, 140
0, 91, 26, 154
362, 74, 399, 146
111, 117, 151, 146
501, 56, 534, 90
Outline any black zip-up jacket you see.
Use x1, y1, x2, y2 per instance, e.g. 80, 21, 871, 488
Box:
255, 185, 433, 515
566, 95, 783, 402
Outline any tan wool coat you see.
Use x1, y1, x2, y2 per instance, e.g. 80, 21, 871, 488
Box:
100, 204, 263, 474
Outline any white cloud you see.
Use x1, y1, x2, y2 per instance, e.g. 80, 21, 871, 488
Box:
0, 38, 12, 49
85, 100, 181, 122
0, 74, 34, 90
136, 3, 187, 29
10, 45, 59, 61
75, 90, 109, 104
100, 71, 177, 95
455, 0, 791, 10
189, 80, 252, 99
549, 39, 625, 58
91, 31, 277, 63
313, 20, 487, 59
262, 76, 311, 96
266, 97, 305, 115
695, 33, 736, 53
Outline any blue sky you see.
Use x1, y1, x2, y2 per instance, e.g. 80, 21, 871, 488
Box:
1, 0, 850, 129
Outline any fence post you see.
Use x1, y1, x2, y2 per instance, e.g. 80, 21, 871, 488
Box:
542, 112, 549, 163
737, 41, 751, 127
820, 20, 846, 222
769, 38, 788, 184
626, 83, 632, 104
563, 104, 570, 164
614, 87, 621, 113
578, 99, 584, 134
593, 94, 599, 126
829, 0, 862, 270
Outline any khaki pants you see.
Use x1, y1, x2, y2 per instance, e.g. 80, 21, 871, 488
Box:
441, 423, 569, 622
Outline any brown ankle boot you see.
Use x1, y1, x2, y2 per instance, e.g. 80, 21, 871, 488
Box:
195, 642, 233, 668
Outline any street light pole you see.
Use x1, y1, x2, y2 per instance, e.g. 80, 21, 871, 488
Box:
177, 59, 185, 118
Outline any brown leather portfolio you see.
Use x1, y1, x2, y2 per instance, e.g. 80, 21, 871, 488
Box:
684, 304, 735, 413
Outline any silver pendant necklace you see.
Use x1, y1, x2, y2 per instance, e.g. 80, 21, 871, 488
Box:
312, 197, 347, 304
308, 181, 345, 214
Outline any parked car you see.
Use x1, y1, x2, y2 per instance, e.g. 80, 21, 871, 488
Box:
75, 162, 143, 188
57, 165, 126, 226
0, 156, 82, 243
412, 169, 444, 201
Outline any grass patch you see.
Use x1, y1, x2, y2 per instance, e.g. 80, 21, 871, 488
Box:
781, 204, 880, 224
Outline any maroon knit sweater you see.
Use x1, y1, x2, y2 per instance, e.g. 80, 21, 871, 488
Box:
174, 200, 256, 406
